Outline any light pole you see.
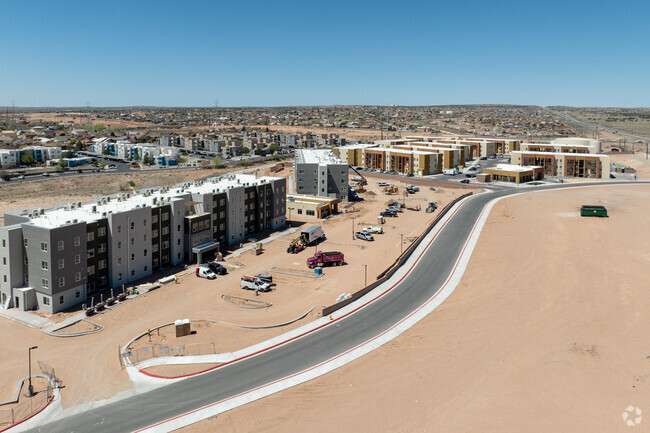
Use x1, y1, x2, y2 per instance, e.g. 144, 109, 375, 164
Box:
352, 217, 355, 240
27, 346, 38, 397
361, 264, 367, 286
400, 233, 403, 254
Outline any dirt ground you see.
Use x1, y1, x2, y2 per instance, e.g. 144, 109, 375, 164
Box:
610, 152, 650, 179
0, 163, 276, 227
0, 174, 466, 407
178, 184, 650, 433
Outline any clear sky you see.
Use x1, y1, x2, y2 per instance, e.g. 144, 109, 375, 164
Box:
2, 0, 648, 107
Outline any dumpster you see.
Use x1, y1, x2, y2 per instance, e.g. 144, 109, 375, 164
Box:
580, 205, 608, 217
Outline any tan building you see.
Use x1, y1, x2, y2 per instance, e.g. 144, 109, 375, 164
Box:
361, 147, 441, 175
482, 164, 544, 183
333, 144, 377, 167
510, 151, 611, 179
286, 194, 338, 219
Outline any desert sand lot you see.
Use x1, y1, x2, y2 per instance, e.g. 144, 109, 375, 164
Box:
0, 174, 467, 409
610, 152, 650, 179
180, 183, 650, 433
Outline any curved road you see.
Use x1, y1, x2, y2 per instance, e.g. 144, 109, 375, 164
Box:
25, 182, 641, 433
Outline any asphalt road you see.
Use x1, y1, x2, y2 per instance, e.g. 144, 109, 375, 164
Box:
24, 182, 637, 433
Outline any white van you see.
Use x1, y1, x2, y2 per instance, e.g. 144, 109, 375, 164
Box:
195, 265, 216, 279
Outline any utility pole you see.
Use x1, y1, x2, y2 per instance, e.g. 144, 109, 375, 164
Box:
27, 346, 38, 397
352, 217, 355, 240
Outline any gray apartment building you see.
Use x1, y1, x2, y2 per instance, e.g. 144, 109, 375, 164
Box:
0, 174, 286, 314
294, 149, 349, 202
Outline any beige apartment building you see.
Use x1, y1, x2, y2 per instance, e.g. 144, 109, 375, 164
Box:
510, 151, 611, 179
482, 164, 544, 183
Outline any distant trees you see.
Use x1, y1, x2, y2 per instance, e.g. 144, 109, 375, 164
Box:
94, 124, 106, 133
211, 156, 223, 168
254, 148, 262, 155
269, 145, 279, 153
142, 154, 151, 165
56, 159, 67, 171
241, 147, 250, 154
64, 150, 74, 159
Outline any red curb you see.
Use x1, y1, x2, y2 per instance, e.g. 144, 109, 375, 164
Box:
0, 394, 55, 433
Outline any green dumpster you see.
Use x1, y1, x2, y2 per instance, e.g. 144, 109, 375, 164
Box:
580, 205, 608, 217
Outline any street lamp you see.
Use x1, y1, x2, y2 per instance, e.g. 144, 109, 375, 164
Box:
400, 233, 403, 254
352, 217, 355, 240
361, 264, 367, 286
27, 346, 38, 397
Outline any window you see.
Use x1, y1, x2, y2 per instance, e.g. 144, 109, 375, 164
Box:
58, 240, 64, 251
143, 234, 147, 242
59, 277, 65, 287
177, 225, 181, 232
74, 236, 80, 246
24, 256, 28, 265
58, 259, 64, 269
24, 238, 28, 247
43, 297, 49, 305
59, 295, 64, 304
153, 258, 159, 268
40, 242, 48, 252
130, 237, 134, 246
87, 265, 95, 275
152, 244, 158, 253
177, 253, 181, 259
162, 227, 169, 235
117, 257, 122, 265
162, 255, 169, 264
130, 222, 134, 230
144, 265, 148, 272
152, 229, 158, 238
118, 273, 122, 281
75, 291, 80, 298
117, 225, 122, 233
162, 212, 169, 221
41, 260, 48, 270
2, 257, 5, 265
3, 275, 6, 282
1, 239, 5, 248
297, 209, 303, 215
144, 249, 148, 257
99, 276, 106, 285
162, 241, 169, 249
25, 273, 28, 283
117, 241, 122, 249
87, 232, 94, 242
98, 243, 106, 253
131, 253, 135, 261
87, 249, 95, 259
41, 278, 49, 289
152, 215, 158, 224
220, 199, 225, 206
131, 269, 135, 276
75, 272, 81, 282
177, 239, 181, 246
74, 254, 80, 265
98, 227, 106, 237
98, 259, 106, 269
143, 219, 147, 227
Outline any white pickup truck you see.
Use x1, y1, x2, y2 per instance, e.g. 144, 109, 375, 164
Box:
240, 275, 271, 292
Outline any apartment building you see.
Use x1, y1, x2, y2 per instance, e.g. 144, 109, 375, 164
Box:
0, 174, 286, 313
510, 151, 611, 179
294, 149, 349, 201
0, 146, 63, 168
521, 138, 602, 155
361, 147, 442, 175
333, 144, 377, 167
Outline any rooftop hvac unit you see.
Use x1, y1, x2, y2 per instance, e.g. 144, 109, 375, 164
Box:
66, 220, 71, 225
77, 202, 81, 208
102, 212, 107, 218
92, 206, 97, 213
39, 209, 44, 215
73, 219, 78, 223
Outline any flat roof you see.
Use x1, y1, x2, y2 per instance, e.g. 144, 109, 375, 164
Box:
296, 149, 344, 165
26, 174, 280, 229
484, 163, 542, 173
335, 143, 377, 150
512, 150, 608, 157
524, 143, 592, 148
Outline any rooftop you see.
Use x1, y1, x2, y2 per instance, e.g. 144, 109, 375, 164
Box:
21, 174, 280, 229
296, 149, 344, 165
484, 164, 542, 173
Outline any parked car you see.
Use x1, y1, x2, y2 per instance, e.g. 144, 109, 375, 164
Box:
207, 262, 228, 275
378, 181, 389, 187
479, 156, 487, 160
41, 172, 50, 177
195, 265, 216, 279
380, 210, 397, 217
17, 175, 25, 179
355, 231, 374, 241
460, 179, 470, 184
466, 173, 476, 178
240, 275, 271, 292
363, 225, 383, 234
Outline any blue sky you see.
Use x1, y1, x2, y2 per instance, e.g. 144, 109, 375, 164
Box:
1, 0, 648, 107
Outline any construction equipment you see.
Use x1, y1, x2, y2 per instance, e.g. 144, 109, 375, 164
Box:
383, 185, 398, 194
287, 225, 326, 253
349, 165, 367, 186
426, 201, 438, 213
287, 237, 306, 254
